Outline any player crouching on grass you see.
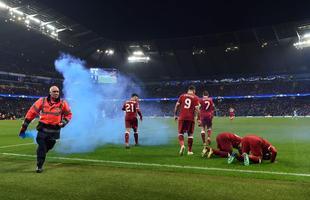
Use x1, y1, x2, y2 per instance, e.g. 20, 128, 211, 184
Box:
174, 85, 200, 156
227, 134, 277, 166
202, 132, 242, 159
122, 93, 143, 148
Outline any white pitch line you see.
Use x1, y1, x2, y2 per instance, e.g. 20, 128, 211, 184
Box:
0, 143, 35, 149
1, 152, 310, 178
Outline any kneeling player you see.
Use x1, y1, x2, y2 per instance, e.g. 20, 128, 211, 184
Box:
203, 132, 242, 158
198, 91, 214, 146
229, 134, 277, 165
122, 93, 143, 148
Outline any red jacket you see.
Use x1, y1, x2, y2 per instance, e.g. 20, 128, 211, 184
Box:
23, 96, 72, 132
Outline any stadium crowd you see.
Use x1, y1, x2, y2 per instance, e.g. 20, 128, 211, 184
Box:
144, 80, 310, 97
1, 72, 310, 118
1, 96, 309, 119
140, 97, 310, 117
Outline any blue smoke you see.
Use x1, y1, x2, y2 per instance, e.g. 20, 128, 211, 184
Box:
24, 130, 37, 143
54, 54, 173, 153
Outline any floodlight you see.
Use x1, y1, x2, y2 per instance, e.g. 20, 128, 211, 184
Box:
46, 24, 55, 31
294, 32, 310, 49
0, 1, 8, 9
128, 56, 150, 63
28, 15, 41, 24
133, 51, 144, 56
105, 49, 114, 56
51, 32, 58, 37
10, 8, 23, 16
302, 33, 310, 38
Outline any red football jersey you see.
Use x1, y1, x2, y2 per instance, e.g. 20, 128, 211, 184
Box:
177, 93, 200, 121
122, 100, 140, 120
200, 97, 214, 118
261, 138, 273, 154
241, 135, 277, 160
242, 135, 273, 152
217, 132, 242, 149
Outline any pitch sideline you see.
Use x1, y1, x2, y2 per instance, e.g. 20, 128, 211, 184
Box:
0, 143, 35, 149
1, 152, 310, 178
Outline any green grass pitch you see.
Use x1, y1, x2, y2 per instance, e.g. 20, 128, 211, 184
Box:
0, 117, 310, 200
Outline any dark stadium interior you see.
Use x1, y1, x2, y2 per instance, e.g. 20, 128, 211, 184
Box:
0, 0, 310, 119
1, 2, 310, 199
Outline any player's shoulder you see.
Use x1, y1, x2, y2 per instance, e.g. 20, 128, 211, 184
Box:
178, 93, 189, 100
220, 132, 233, 136
184, 93, 198, 99
243, 134, 260, 140
179, 93, 187, 97
232, 133, 242, 139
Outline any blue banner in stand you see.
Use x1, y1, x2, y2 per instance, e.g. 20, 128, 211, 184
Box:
1, 93, 310, 101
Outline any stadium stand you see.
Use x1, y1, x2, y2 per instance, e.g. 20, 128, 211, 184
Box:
0, 0, 310, 118
1, 72, 310, 118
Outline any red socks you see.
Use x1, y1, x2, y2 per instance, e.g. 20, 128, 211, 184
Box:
213, 149, 229, 158
134, 133, 138, 145
188, 137, 193, 152
178, 134, 184, 146
201, 131, 206, 144
207, 129, 212, 137
249, 155, 262, 163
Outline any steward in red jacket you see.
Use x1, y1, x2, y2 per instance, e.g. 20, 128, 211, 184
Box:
19, 86, 72, 173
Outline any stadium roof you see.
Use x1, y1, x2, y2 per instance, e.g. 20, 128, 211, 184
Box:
1, 0, 310, 80
38, 0, 310, 41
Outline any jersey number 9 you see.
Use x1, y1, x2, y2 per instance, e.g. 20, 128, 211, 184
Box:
184, 98, 191, 109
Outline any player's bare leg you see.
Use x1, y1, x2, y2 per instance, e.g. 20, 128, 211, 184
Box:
187, 134, 194, 155
125, 129, 130, 149
201, 127, 208, 157
249, 155, 262, 164
200, 127, 206, 146
178, 133, 185, 156
207, 127, 212, 145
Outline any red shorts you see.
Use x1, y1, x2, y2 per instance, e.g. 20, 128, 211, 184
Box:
125, 118, 138, 131
241, 137, 263, 157
229, 113, 235, 118
216, 135, 233, 153
200, 116, 213, 128
178, 120, 195, 135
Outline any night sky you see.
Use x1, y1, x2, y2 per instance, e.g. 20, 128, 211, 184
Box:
39, 0, 310, 41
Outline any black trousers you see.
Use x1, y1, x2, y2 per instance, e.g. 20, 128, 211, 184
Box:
36, 131, 58, 168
